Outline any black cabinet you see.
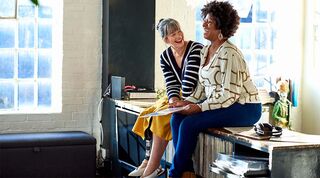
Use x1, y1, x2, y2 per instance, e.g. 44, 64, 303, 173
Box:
114, 103, 169, 178
116, 107, 146, 175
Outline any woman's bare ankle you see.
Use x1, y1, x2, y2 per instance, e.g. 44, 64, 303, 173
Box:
139, 159, 148, 168
142, 163, 162, 177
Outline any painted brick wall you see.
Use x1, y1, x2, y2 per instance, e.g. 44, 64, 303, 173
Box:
155, 0, 197, 90
0, 0, 102, 141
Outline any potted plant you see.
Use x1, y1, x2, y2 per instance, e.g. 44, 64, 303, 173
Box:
30, 0, 39, 6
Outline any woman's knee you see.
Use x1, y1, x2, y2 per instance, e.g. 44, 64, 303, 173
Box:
170, 113, 184, 128
179, 117, 198, 133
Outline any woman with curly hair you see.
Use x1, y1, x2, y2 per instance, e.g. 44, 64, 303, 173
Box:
168, 1, 262, 177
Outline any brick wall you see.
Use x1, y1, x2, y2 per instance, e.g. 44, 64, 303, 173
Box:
0, 0, 102, 141
155, 0, 197, 90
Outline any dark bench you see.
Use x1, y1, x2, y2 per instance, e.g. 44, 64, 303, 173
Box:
0, 131, 96, 178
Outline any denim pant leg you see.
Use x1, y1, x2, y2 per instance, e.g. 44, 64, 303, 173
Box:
169, 114, 198, 177
170, 113, 186, 149
168, 103, 261, 177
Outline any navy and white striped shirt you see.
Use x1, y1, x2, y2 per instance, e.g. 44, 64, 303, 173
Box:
160, 41, 203, 99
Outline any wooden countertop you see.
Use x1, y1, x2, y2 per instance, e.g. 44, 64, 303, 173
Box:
113, 98, 320, 153
114, 98, 157, 113
207, 127, 320, 153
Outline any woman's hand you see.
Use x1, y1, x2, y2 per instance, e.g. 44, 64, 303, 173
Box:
169, 97, 180, 104
179, 104, 202, 115
169, 100, 192, 108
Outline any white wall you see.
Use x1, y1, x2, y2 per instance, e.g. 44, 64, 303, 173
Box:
301, 0, 320, 134
0, 0, 102, 140
155, 0, 197, 90
272, 1, 304, 132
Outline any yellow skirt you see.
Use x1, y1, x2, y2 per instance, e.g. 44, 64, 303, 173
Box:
132, 96, 172, 141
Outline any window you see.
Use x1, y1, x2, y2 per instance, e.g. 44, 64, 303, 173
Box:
0, 0, 62, 114
195, 0, 279, 90
0, 0, 17, 18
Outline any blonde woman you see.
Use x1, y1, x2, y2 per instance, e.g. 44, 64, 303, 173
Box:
129, 18, 203, 178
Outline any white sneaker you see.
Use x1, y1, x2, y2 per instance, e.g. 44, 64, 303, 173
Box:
128, 160, 148, 177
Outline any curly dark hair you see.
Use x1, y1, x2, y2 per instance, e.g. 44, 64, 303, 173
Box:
201, 0, 240, 39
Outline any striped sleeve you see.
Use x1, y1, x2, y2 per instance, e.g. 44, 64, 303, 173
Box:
181, 42, 203, 98
160, 49, 181, 99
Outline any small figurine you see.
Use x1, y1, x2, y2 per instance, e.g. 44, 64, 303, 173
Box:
272, 80, 292, 129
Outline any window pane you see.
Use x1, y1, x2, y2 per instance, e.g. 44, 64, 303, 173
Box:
240, 6, 252, 23
18, 82, 34, 109
228, 36, 236, 44
38, 81, 51, 107
18, 3, 35, 18
38, 22, 52, 48
244, 53, 253, 70
195, 22, 205, 44
254, 78, 265, 88
18, 51, 34, 78
19, 21, 35, 48
238, 26, 252, 49
39, 6, 52, 18
270, 27, 277, 49
270, 8, 276, 23
255, 0, 268, 23
38, 52, 52, 78
0, 0, 16, 18
0, 22, 15, 48
270, 54, 275, 65
195, 8, 202, 21
255, 26, 267, 49
0, 51, 14, 78
0, 82, 14, 109
256, 54, 268, 76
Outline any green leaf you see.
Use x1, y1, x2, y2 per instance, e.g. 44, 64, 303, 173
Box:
30, 0, 39, 6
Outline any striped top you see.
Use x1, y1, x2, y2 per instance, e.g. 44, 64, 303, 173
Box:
186, 40, 260, 111
160, 41, 203, 99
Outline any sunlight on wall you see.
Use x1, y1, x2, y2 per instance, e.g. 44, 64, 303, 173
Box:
265, 0, 303, 131
273, 1, 303, 81
302, 0, 320, 134
155, 0, 197, 90
314, 0, 320, 81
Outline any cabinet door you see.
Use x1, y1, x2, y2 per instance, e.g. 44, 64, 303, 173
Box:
194, 133, 234, 178
116, 108, 146, 168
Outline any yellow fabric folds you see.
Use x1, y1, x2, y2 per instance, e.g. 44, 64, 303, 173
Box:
132, 96, 172, 141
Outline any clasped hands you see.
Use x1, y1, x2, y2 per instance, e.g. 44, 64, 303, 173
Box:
169, 98, 201, 115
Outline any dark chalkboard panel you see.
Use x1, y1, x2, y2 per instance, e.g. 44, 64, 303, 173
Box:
101, 1, 155, 176
103, 0, 155, 91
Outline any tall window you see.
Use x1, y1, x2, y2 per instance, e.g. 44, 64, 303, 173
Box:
0, 0, 62, 114
196, 0, 278, 90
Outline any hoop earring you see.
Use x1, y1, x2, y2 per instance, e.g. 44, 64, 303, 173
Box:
218, 33, 223, 40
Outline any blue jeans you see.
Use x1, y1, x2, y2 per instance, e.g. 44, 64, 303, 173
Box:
168, 102, 262, 177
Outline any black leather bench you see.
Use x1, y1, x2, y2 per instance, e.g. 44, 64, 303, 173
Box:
0, 131, 96, 178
